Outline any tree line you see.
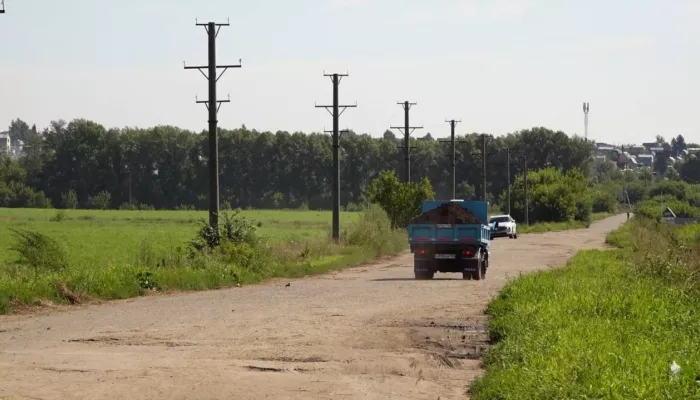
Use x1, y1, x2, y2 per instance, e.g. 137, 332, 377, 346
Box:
2, 118, 598, 211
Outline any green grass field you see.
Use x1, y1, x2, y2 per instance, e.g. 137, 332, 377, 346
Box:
470, 222, 700, 399
0, 207, 393, 313
0, 208, 360, 266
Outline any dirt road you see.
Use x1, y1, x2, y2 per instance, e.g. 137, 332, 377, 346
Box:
0, 214, 626, 400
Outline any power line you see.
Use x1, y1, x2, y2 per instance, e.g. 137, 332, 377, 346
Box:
391, 101, 423, 183
184, 19, 242, 230
315, 72, 357, 242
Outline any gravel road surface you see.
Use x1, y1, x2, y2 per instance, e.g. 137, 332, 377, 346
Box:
0, 214, 627, 400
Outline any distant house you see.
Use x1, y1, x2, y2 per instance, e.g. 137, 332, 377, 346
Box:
627, 146, 646, 156
0, 132, 10, 154
637, 154, 654, 166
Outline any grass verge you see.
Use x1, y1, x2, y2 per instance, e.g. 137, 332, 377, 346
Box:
517, 212, 612, 234
0, 205, 406, 314
470, 221, 700, 399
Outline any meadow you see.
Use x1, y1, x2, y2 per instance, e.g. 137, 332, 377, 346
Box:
0, 208, 361, 266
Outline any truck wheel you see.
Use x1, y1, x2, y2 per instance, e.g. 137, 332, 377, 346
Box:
415, 271, 435, 280
471, 256, 484, 281
509, 234, 514, 239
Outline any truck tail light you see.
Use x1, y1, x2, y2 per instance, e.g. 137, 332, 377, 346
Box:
463, 249, 473, 257
419, 249, 426, 255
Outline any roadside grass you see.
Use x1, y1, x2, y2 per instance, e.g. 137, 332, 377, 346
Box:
470, 221, 700, 399
0, 206, 403, 314
517, 212, 612, 234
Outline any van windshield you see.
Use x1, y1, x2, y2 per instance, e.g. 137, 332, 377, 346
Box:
489, 216, 510, 223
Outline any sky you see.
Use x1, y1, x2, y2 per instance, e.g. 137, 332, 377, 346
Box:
0, 0, 698, 144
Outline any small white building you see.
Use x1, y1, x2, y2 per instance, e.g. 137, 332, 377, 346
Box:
0, 132, 10, 154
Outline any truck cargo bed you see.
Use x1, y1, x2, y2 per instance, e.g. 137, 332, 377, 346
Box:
408, 223, 490, 246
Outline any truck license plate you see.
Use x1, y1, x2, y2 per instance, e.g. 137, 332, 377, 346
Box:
435, 254, 456, 259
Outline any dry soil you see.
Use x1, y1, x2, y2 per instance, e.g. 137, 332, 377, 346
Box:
0, 214, 627, 400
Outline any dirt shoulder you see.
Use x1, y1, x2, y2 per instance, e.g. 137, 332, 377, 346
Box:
0, 214, 627, 400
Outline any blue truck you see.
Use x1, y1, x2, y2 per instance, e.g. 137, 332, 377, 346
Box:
407, 200, 491, 280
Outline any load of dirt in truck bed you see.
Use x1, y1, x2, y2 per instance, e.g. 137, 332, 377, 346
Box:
410, 202, 484, 225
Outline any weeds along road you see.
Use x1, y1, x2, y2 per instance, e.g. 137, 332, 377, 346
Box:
0, 214, 627, 400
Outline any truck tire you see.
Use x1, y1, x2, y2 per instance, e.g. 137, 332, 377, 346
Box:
471, 255, 484, 280
414, 257, 434, 280
415, 270, 435, 280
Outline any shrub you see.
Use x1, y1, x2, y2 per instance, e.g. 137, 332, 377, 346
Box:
574, 195, 593, 224
8, 228, 69, 280
624, 181, 647, 204
189, 209, 262, 253
344, 201, 365, 212
591, 189, 618, 213
648, 180, 689, 201
50, 210, 67, 222
88, 191, 112, 210
342, 204, 403, 255
62, 190, 78, 209
0, 181, 51, 208
119, 202, 154, 211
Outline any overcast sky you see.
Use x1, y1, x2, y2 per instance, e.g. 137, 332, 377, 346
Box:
1, 0, 698, 144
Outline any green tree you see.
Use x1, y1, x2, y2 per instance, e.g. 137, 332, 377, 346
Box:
8, 118, 35, 146
364, 171, 435, 228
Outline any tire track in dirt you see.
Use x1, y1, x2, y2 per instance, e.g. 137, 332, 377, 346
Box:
0, 214, 627, 400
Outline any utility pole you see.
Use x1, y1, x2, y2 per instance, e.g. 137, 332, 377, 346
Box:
506, 147, 511, 216
583, 102, 590, 140
184, 19, 242, 230
391, 101, 423, 182
466, 135, 502, 204
0, 0, 5, 13
316, 73, 357, 242
481, 134, 487, 201
524, 158, 529, 226
438, 119, 461, 198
